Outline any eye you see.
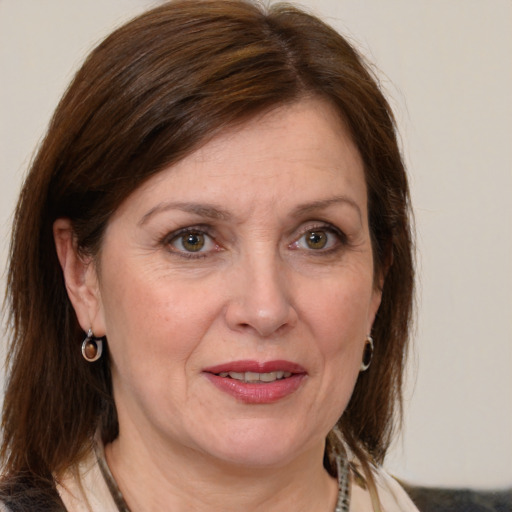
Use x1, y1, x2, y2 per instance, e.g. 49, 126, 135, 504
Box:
168, 230, 216, 254
291, 227, 343, 252
303, 230, 329, 250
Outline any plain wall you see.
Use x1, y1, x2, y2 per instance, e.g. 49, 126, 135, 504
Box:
1, 0, 511, 489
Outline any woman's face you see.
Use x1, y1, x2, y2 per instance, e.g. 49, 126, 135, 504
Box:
86, 98, 382, 468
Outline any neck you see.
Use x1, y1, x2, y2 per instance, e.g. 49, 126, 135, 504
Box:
105, 427, 339, 512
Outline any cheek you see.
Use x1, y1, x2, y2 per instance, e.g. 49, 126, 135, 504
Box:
98, 265, 220, 375
298, 276, 372, 414
301, 279, 372, 355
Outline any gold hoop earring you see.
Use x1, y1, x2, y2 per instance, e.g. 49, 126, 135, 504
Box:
81, 329, 103, 362
360, 335, 374, 372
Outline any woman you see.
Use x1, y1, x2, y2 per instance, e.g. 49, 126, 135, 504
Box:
1, 1, 416, 510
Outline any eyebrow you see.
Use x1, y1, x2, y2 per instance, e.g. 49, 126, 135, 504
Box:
139, 195, 362, 226
139, 202, 231, 225
291, 196, 363, 224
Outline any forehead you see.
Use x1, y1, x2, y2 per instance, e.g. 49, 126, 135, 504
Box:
113, 98, 366, 222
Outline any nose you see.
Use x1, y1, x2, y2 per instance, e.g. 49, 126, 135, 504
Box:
224, 253, 298, 338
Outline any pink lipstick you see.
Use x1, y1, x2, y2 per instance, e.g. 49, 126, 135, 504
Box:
203, 360, 307, 404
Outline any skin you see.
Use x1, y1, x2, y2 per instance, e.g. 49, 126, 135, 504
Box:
54, 98, 382, 511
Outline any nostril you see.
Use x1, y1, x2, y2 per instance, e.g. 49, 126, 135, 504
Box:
225, 304, 297, 338
224, 267, 298, 337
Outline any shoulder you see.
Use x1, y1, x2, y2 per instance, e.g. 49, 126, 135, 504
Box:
56, 445, 119, 512
374, 468, 420, 511
0, 443, 114, 512
350, 465, 420, 512
0, 474, 65, 512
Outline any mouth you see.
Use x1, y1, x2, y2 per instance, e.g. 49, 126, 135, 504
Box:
216, 370, 292, 383
203, 360, 306, 404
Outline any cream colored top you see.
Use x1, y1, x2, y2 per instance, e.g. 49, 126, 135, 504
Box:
351, 470, 419, 511
54, 448, 419, 512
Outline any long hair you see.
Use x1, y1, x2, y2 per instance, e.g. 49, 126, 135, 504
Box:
2, 0, 413, 494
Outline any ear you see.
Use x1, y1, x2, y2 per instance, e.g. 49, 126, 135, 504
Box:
367, 236, 395, 333
367, 286, 383, 334
367, 264, 387, 334
53, 218, 106, 336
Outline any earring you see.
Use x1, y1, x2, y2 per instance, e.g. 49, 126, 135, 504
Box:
360, 335, 374, 372
81, 329, 103, 362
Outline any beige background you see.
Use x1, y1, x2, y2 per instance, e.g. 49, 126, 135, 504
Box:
1, 0, 511, 489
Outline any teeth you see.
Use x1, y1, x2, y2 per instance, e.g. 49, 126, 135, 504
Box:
217, 371, 292, 383
245, 371, 261, 382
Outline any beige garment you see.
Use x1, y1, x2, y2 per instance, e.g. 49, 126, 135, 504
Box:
56, 450, 118, 512
351, 469, 419, 512
56, 448, 419, 512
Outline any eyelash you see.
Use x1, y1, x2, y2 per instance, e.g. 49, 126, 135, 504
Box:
162, 225, 219, 259
290, 224, 348, 255
162, 223, 347, 259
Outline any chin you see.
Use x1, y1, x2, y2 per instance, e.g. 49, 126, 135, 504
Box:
197, 421, 319, 469
212, 445, 299, 470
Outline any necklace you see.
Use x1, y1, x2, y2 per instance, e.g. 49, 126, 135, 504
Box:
334, 447, 351, 512
96, 443, 351, 512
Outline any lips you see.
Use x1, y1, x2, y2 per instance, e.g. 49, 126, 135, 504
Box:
217, 370, 292, 382
203, 360, 307, 404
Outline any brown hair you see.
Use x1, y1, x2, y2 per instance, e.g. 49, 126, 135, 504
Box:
2, 0, 413, 495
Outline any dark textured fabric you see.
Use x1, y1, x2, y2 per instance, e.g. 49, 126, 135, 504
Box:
402, 483, 512, 512
1, 475, 510, 511
0, 476, 66, 512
